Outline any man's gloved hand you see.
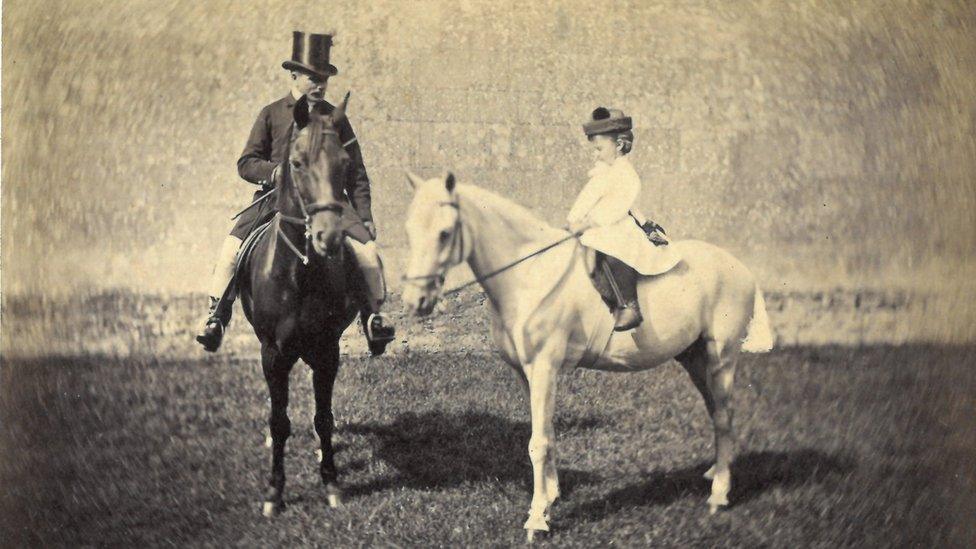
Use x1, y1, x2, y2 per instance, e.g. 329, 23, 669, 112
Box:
263, 163, 284, 192
363, 220, 377, 240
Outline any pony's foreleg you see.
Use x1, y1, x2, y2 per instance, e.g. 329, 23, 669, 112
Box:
705, 338, 737, 514
309, 341, 342, 508
261, 346, 296, 517
523, 359, 560, 541
510, 361, 560, 519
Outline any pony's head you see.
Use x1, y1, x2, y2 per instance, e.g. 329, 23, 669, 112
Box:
283, 93, 352, 257
403, 171, 467, 316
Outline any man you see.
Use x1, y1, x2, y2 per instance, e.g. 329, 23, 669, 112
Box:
195, 31, 395, 355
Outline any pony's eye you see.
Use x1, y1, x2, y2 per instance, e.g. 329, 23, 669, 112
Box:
291, 159, 302, 169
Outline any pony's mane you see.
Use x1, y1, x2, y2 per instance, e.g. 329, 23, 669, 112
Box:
456, 183, 562, 240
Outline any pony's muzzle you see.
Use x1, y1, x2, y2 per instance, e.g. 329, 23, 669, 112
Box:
313, 229, 344, 257
403, 285, 436, 317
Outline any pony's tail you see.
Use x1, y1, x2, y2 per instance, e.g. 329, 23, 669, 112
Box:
741, 285, 774, 353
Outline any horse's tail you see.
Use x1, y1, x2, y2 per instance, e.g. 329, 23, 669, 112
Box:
741, 284, 774, 353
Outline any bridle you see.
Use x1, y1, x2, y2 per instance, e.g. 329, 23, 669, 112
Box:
402, 198, 580, 297
276, 125, 349, 265
402, 200, 465, 292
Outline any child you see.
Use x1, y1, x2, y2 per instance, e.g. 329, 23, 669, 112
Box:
567, 107, 680, 331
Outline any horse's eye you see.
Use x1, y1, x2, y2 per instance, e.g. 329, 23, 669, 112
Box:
439, 229, 451, 242
291, 159, 302, 169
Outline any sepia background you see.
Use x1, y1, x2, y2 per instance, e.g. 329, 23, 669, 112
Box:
2, 1, 974, 546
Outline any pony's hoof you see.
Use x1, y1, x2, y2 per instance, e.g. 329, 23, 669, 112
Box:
524, 516, 550, 543
526, 529, 549, 543
264, 435, 273, 449
703, 464, 716, 480
262, 500, 284, 517
707, 495, 729, 515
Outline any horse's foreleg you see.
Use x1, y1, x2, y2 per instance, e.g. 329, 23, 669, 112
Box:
310, 341, 342, 508
523, 360, 560, 540
705, 338, 737, 514
262, 346, 296, 517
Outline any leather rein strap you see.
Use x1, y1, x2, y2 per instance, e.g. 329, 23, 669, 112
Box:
403, 200, 581, 297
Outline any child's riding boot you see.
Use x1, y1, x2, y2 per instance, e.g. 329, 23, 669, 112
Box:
602, 256, 644, 331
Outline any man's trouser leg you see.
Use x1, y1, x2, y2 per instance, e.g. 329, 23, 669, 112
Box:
345, 238, 396, 355
196, 234, 242, 352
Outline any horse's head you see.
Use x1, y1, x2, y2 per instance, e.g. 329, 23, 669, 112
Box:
283, 93, 352, 257
403, 171, 466, 316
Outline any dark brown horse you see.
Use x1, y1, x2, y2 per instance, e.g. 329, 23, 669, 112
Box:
237, 94, 365, 516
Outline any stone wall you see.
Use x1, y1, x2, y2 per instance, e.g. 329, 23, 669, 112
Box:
3, 0, 975, 294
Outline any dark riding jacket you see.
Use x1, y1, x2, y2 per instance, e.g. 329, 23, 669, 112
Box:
237, 93, 374, 224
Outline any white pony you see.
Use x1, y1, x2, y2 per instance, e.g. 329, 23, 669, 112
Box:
402, 172, 773, 541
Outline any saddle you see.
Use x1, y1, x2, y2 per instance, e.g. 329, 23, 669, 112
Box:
586, 218, 670, 308
230, 218, 275, 298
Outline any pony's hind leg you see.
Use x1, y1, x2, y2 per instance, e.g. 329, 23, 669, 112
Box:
261, 345, 297, 517
306, 340, 343, 508
676, 337, 716, 480
704, 338, 737, 514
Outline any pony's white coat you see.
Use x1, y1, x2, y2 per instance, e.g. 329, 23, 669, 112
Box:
403, 174, 774, 538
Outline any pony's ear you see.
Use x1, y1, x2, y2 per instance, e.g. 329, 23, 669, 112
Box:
444, 171, 456, 192
294, 95, 310, 129
405, 170, 424, 190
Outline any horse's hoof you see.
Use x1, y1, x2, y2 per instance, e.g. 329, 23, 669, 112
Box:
703, 464, 716, 480
707, 495, 729, 515
262, 500, 284, 517
325, 483, 343, 508
264, 435, 273, 449
524, 516, 550, 543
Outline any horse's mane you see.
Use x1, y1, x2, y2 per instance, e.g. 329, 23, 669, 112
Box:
456, 183, 565, 243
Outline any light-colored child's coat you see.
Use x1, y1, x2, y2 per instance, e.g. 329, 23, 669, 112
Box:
567, 156, 680, 275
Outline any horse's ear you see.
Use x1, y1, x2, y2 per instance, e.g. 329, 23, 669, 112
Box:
405, 170, 424, 190
444, 172, 456, 192
332, 91, 350, 126
294, 95, 310, 129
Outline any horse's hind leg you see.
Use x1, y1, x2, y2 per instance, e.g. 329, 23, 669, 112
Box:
677, 336, 736, 514
306, 339, 343, 508
704, 338, 737, 514
261, 345, 297, 517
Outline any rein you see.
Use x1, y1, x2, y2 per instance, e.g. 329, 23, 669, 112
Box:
403, 200, 581, 297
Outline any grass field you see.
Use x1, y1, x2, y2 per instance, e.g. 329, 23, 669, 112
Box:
2, 343, 974, 547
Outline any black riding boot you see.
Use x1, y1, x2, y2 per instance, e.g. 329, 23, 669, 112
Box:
196, 296, 234, 352
361, 309, 396, 357
603, 256, 643, 331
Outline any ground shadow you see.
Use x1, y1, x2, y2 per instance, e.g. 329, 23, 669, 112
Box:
564, 449, 855, 523
343, 411, 606, 497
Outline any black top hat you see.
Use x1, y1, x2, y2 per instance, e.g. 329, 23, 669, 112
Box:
583, 107, 632, 137
282, 31, 338, 79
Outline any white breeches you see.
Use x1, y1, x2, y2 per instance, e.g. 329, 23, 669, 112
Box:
209, 235, 243, 298
345, 238, 387, 311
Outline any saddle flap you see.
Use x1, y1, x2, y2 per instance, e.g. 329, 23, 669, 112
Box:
232, 218, 275, 293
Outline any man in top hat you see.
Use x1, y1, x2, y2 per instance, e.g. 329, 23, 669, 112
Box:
195, 31, 396, 355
